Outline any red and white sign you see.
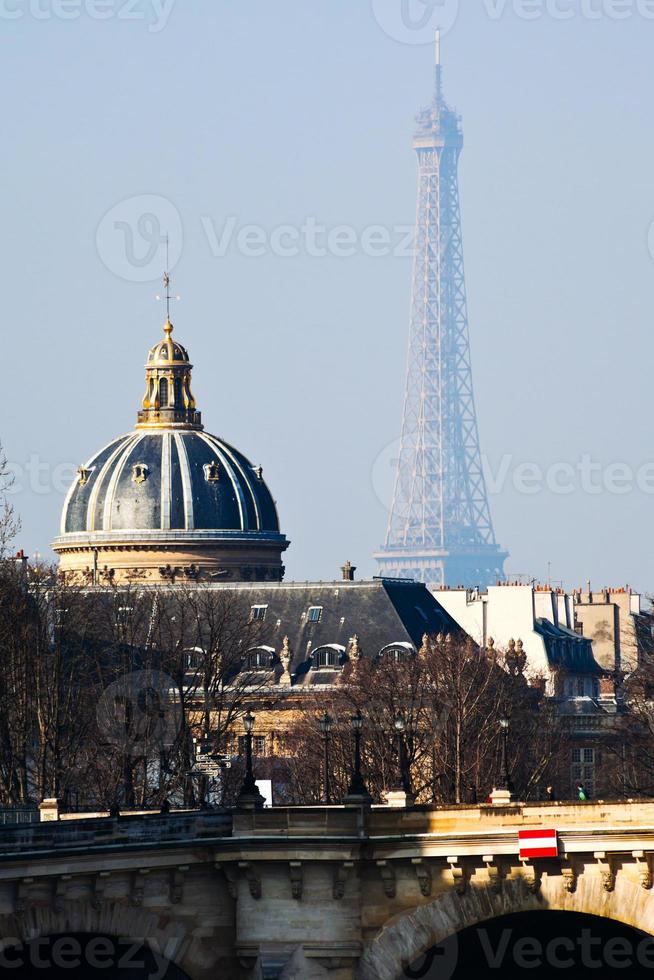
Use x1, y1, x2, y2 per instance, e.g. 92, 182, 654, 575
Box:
519, 829, 558, 859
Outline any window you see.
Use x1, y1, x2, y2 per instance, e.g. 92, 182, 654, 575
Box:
311, 646, 343, 668
307, 606, 323, 623
238, 735, 267, 757
577, 678, 585, 697
186, 649, 203, 670
174, 376, 182, 408
247, 648, 273, 670
204, 462, 220, 483
379, 643, 415, 663
117, 605, 133, 626
132, 463, 149, 485
250, 605, 268, 622
571, 747, 595, 797
159, 377, 169, 407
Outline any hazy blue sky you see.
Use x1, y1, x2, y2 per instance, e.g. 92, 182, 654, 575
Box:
2, 1, 653, 590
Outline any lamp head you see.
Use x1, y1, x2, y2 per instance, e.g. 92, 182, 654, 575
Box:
394, 712, 407, 733
319, 712, 333, 734
351, 711, 363, 732
244, 710, 255, 734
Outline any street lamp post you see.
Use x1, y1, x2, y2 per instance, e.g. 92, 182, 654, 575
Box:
319, 712, 333, 804
393, 711, 412, 795
237, 710, 265, 810
498, 717, 513, 793
343, 711, 372, 805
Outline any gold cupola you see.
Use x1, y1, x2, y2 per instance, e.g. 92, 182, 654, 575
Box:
136, 318, 202, 430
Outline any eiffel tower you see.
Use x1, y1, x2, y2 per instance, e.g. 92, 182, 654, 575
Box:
376, 34, 507, 588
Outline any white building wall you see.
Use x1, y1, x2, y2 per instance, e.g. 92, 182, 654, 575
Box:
435, 585, 551, 678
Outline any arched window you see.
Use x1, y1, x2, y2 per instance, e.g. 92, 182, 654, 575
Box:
246, 646, 275, 670
311, 645, 345, 669
577, 678, 585, 697
379, 642, 415, 664
159, 377, 169, 407
174, 376, 182, 408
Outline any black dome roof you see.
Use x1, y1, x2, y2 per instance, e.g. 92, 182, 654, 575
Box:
61, 430, 280, 536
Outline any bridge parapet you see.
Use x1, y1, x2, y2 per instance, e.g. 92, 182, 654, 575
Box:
1, 802, 654, 979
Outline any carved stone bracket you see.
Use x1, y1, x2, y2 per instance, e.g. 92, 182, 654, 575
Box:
411, 858, 432, 897
633, 851, 653, 890
54, 875, 72, 914
91, 871, 110, 911
170, 865, 189, 905
131, 869, 149, 907
447, 857, 467, 895
238, 862, 262, 900
289, 862, 303, 900
561, 862, 577, 894
376, 861, 396, 899
333, 861, 353, 900
520, 860, 541, 894
594, 852, 616, 893
15, 878, 33, 915
215, 862, 238, 900
483, 855, 503, 894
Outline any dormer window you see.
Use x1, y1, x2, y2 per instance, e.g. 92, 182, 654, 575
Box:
78, 466, 91, 487
246, 647, 274, 670
204, 462, 220, 484
307, 606, 323, 623
379, 643, 415, 664
311, 645, 344, 669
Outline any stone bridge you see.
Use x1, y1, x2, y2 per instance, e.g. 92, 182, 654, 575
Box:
3, 801, 654, 977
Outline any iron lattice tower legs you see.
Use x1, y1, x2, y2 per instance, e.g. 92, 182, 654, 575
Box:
376, 48, 507, 589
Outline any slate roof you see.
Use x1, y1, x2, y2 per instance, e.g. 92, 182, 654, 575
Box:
225, 577, 460, 681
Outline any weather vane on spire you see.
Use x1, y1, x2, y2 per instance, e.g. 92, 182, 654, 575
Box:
156, 235, 180, 327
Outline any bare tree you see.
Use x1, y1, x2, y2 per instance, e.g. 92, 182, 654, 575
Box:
279, 635, 564, 805
0, 441, 20, 558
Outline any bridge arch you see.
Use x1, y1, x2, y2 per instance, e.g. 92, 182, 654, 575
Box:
357, 873, 654, 980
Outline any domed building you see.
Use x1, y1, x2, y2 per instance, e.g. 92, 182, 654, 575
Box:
52, 316, 289, 585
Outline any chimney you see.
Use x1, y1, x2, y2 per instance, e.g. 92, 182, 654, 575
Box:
341, 560, 356, 582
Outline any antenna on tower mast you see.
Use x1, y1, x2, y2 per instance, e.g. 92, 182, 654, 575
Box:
434, 28, 443, 105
